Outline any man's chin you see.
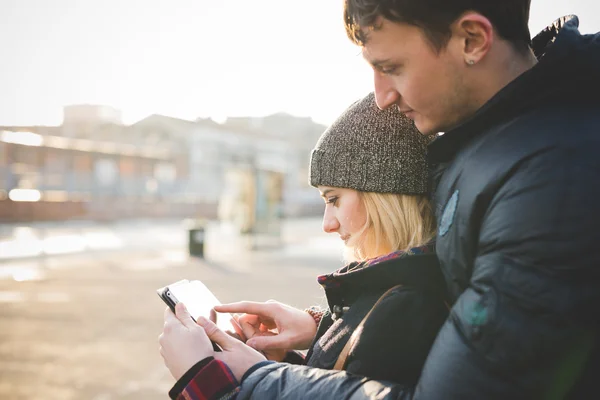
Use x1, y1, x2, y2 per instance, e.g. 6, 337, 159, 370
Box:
414, 120, 443, 136
413, 120, 430, 135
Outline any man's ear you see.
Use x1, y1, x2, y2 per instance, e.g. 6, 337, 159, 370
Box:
451, 12, 494, 65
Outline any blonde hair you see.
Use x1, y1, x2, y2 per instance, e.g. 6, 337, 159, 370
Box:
345, 192, 436, 262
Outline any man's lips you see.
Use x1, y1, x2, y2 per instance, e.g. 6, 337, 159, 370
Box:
399, 108, 415, 118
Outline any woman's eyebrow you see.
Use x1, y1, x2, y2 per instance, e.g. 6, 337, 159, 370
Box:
320, 189, 334, 198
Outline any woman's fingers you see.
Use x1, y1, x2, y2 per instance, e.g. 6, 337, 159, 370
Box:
216, 301, 278, 317
246, 331, 292, 351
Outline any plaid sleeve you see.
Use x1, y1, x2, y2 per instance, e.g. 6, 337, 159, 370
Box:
170, 358, 240, 400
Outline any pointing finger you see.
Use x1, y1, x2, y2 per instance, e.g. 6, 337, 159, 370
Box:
215, 301, 278, 317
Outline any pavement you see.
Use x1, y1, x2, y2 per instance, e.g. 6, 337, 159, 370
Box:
0, 218, 344, 400
0, 219, 206, 261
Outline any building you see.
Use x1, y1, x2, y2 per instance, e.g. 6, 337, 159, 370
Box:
223, 113, 327, 216
0, 106, 325, 223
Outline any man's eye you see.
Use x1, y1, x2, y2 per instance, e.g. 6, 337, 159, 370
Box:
382, 67, 398, 75
379, 65, 401, 75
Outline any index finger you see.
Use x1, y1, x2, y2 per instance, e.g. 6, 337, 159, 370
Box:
215, 301, 276, 316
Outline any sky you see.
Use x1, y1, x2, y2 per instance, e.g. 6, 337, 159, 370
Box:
0, 0, 598, 127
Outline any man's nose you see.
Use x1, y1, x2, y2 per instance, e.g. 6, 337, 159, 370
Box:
373, 72, 400, 110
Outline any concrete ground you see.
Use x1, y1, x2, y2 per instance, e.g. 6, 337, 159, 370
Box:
0, 219, 343, 400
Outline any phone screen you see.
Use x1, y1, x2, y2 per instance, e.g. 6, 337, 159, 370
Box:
167, 280, 238, 333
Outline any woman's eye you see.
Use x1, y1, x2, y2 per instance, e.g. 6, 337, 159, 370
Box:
326, 196, 339, 205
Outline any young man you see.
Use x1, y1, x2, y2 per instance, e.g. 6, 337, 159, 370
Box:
159, 1, 600, 398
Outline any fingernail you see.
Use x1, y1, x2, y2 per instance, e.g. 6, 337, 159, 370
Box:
197, 316, 208, 326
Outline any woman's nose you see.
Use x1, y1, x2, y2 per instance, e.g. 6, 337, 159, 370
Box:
322, 208, 339, 234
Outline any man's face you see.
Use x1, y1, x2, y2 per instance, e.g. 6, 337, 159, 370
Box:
362, 19, 474, 135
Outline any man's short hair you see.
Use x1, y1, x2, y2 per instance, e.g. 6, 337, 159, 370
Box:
344, 0, 532, 53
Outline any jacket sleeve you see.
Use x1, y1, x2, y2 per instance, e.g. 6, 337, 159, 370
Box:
235, 149, 600, 400
238, 363, 413, 400
412, 148, 600, 399
169, 358, 240, 400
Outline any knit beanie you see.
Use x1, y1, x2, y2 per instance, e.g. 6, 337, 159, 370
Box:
309, 92, 434, 194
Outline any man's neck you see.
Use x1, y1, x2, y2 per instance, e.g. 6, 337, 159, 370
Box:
472, 46, 538, 111
506, 48, 538, 83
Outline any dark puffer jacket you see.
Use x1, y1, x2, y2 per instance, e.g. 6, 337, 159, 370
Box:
236, 16, 600, 400
304, 246, 448, 385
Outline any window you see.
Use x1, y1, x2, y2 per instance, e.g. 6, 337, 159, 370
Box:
44, 148, 68, 173
73, 152, 93, 172
119, 157, 136, 177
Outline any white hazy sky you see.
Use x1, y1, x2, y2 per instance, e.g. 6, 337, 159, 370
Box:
0, 0, 598, 126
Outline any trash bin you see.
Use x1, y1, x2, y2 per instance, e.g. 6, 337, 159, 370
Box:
188, 222, 206, 258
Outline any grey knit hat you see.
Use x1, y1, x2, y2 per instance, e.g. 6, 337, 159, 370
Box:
309, 92, 434, 194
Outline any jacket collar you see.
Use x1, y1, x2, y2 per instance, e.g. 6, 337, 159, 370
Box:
318, 242, 445, 299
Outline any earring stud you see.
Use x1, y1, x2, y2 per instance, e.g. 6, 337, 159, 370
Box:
466, 59, 475, 65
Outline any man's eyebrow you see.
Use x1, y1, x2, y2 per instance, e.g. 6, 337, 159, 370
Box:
363, 55, 392, 69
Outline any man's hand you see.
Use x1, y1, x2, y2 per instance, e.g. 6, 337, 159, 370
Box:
215, 300, 317, 354
198, 315, 268, 381
159, 303, 215, 380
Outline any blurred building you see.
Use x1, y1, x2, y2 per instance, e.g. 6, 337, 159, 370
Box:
0, 106, 326, 223
223, 113, 327, 216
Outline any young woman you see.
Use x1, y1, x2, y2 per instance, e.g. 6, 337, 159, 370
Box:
160, 93, 449, 399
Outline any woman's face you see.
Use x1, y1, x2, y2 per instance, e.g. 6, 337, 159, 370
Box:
318, 186, 367, 244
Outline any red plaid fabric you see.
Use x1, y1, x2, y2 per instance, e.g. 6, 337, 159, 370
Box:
177, 359, 240, 400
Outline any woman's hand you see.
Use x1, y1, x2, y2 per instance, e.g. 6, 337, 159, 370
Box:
214, 300, 318, 357
159, 303, 215, 381
159, 303, 267, 382
199, 313, 267, 381
233, 316, 288, 361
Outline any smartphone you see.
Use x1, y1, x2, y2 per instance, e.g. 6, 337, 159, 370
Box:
157, 279, 240, 351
